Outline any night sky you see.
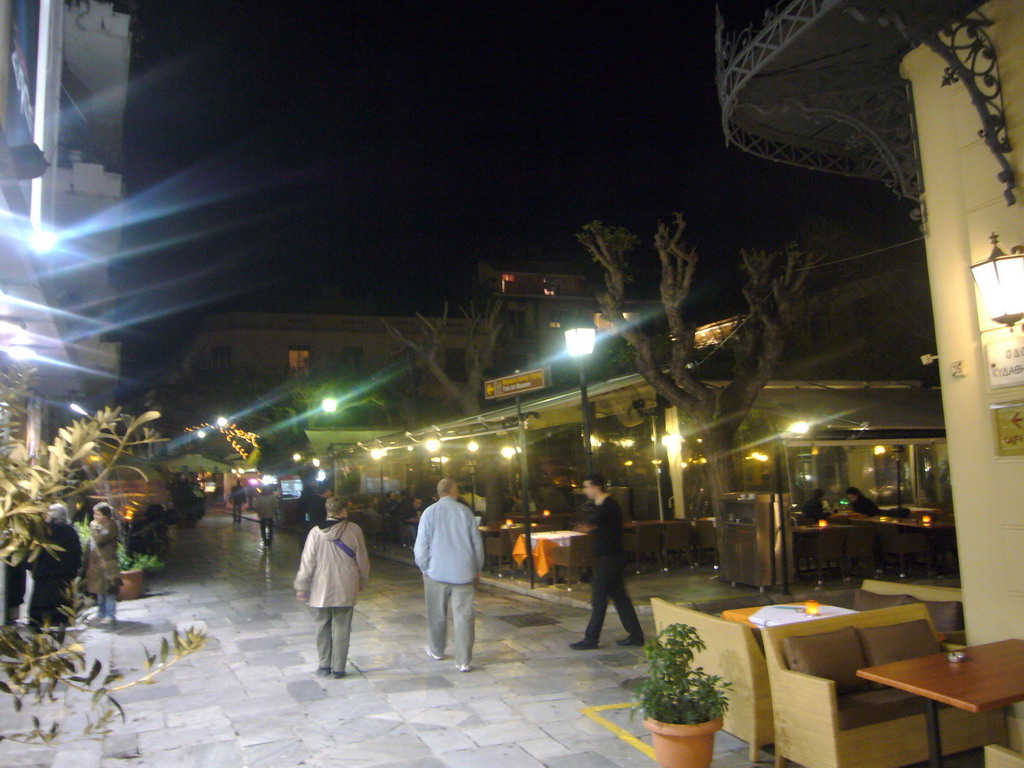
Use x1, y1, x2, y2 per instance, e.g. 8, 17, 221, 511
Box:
117, 0, 921, 389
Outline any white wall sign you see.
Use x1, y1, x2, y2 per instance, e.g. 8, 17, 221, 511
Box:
986, 336, 1024, 389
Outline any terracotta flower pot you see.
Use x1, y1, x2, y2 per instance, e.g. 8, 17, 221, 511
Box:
118, 568, 144, 601
643, 717, 723, 768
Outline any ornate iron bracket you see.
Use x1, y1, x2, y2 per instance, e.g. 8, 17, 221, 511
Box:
923, 16, 1016, 205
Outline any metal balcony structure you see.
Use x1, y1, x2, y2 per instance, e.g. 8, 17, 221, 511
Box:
716, 0, 1015, 211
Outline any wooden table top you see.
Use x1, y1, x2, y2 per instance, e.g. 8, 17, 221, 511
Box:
857, 639, 1024, 713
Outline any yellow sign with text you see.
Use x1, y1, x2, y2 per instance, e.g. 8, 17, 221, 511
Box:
993, 404, 1024, 456
484, 368, 547, 400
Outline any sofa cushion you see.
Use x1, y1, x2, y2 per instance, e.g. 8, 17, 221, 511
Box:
920, 599, 964, 633
853, 589, 915, 612
783, 626, 871, 694
837, 688, 928, 730
858, 619, 942, 667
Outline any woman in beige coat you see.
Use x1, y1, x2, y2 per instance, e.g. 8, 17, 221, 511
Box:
294, 498, 370, 678
83, 502, 121, 626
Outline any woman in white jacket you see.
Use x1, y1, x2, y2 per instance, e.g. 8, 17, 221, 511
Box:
294, 498, 370, 678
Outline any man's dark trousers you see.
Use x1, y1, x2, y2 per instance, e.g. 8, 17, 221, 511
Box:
584, 554, 643, 642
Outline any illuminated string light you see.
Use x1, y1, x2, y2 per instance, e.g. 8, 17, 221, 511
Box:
183, 421, 260, 460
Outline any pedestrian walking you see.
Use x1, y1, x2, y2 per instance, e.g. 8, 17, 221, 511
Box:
569, 474, 644, 650
230, 481, 246, 523
294, 497, 370, 679
29, 504, 82, 627
253, 485, 279, 546
82, 502, 121, 626
414, 478, 483, 672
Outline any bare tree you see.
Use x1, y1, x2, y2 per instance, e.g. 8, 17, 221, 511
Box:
383, 301, 502, 417
578, 213, 814, 514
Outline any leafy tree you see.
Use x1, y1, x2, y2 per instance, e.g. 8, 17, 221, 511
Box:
0, 367, 206, 744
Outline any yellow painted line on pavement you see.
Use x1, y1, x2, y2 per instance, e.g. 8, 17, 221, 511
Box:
580, 703, 656, 761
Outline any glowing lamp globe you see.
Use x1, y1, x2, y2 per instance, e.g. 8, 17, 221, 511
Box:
29, 229, 58, 254
565, 327, 596, 357
971, 234, 1024, 328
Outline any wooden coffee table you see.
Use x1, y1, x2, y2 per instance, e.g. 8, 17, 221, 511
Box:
857, 639, 1024, 768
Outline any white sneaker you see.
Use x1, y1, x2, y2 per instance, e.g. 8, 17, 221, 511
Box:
99, 617, 116, 627
425, 646, 443, 661
456, 664, 471, 673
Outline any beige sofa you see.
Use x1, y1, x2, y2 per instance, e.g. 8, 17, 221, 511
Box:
859, 579, 966, 644
651, 597, 774, 762
988, 745, 1024, 768
762, 603, 1005, 768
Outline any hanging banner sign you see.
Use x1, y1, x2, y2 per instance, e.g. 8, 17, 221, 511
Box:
484, 368, 547, 400
987, 337, 1024, 389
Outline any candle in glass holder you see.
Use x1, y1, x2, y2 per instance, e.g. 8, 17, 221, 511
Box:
505, 519, 513, 527
818, 518, 828, 528
543, 509, 551, 517
921, 515, 932, 525
805, 600, 820, 616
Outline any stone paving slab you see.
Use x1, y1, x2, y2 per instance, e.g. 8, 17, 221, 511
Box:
0, 512, 983, 767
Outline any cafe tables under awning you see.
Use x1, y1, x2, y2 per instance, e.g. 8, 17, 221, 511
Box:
512, 530, 588, 577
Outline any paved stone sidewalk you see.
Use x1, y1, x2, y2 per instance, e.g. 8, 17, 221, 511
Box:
0, 513, 980, 768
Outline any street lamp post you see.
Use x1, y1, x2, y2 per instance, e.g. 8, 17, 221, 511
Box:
467, 441, 479, 513
565, 326, 596, 475
371, 448, 385, 494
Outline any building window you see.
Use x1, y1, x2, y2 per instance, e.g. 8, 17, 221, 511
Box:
548, 321, 561, 328
501, 273, 516, 293
339, 346, 364, 368
209, 345, 231, 370
288, 347, 310, 376
508, 309, 529, 338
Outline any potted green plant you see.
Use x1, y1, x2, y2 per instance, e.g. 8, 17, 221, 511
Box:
633, 623, 730, 768
116, 545, 164, 601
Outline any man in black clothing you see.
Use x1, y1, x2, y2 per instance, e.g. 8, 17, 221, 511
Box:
846, 486, 882, 517
30, 504, 82, 626
801, 489, 828, 522
569, 474, 644, 651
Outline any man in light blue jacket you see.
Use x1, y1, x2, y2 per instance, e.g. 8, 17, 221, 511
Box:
414, 477, 484, 672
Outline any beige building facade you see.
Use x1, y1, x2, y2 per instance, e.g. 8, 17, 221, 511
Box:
902, 0, 1024, 745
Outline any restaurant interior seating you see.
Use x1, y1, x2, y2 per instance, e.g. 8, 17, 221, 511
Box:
651, 598, 774, 763
661, 519, 695, 567
695, 517, 718, 566
876, 523, 930, 578
549, 534, 593, 587
623, 523, 663, 573
840, 525, 877, 578
762, 603, 1004, 768
793, 526, 846, 585
484, 527, 520, 577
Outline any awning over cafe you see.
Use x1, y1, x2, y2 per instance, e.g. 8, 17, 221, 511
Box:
714, 0, 1005, 205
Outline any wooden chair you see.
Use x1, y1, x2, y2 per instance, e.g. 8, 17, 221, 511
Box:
841, 524, 877, 579
877, 522, 929, 578
762, 603, 1005, 768
695, 517, 718, 567
624, 523, 663, 573
484, 528, 518, 577
651, 598, 774, 763
662, 520, 695, 568
550, 534, 593, 588
793, 527, 845, 585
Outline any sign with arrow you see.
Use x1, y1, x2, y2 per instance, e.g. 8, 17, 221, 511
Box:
484, 368, 548, 400
993, 404, 1024, 456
